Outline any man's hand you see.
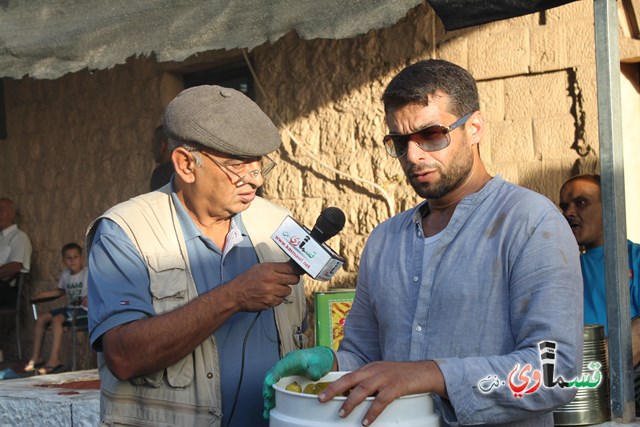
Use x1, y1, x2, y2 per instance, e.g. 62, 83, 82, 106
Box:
318, 360, 446, 426
263, 346, 335, 419
229, 262, 301, 312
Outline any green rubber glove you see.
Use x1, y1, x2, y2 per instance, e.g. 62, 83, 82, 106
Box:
262, 346, 335, 419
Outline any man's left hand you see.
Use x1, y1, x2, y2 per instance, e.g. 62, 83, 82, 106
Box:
318, 360, 446, 426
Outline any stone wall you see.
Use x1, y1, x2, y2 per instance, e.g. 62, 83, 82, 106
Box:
0, 1, 638, 366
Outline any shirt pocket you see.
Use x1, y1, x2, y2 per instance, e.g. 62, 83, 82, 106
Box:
146, 254, 188, 315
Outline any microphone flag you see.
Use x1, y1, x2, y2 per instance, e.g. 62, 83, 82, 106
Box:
271, 216, 345, 281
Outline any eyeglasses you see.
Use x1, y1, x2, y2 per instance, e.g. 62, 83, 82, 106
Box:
383, 111, 474, 158
199, 151, 276, 185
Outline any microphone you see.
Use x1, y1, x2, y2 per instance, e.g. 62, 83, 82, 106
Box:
272, 207, 346, 281
309, 207, 346, 244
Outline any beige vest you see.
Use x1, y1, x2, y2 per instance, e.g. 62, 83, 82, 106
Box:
86, 188, 307, 427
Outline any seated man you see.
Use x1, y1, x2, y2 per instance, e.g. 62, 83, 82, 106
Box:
559, 174, 640, 365
0, 198, 32, 305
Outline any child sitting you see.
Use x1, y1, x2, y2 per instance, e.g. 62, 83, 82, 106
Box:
24, 242, 88, 375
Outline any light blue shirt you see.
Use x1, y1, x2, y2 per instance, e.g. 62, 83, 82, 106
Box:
88, 189, 278, 427
582, 241, 640, 332
337, 176, 583, 427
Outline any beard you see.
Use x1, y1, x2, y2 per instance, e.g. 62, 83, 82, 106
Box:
404, 145, 474, 200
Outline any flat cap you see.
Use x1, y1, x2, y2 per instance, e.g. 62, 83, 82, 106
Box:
163, 85, 281, 157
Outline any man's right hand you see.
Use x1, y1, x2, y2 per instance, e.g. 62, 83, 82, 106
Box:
229, 262, 301, 312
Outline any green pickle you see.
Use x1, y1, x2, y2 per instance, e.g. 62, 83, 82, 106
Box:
285, 381, 302, 393
287, 380, 348, 396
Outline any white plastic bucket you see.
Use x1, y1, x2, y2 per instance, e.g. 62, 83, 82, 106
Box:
270, 372, 441, 427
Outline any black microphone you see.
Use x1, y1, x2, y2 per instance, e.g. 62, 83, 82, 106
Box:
309, 207, 346, 244
288, 207, 346, 275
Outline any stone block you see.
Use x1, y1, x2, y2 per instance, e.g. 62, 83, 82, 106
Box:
504, 71, 573, 119
530, 24, 568, 72
564, 20, 596, 66
620, 37, 640, 62
478, 80, 505, 123
533, 114, 579, 161
490, 118, 535, 163
469, 28, 530, 80
437, 36, 468, 69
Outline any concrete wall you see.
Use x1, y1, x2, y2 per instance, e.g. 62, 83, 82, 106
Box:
0, 1, 639, 366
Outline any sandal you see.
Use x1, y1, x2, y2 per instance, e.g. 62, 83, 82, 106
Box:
23, 360, 44, 373
37, 364, 64, 375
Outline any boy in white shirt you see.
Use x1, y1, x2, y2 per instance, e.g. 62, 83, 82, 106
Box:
25, 242, 88, 375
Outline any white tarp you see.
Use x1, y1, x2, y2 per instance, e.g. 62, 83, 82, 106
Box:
0, 0, 422, 80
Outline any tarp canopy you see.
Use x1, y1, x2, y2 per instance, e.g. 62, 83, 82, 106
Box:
427, 0, 577, 30
0, 0, 579, 80
0, 0, 422, 80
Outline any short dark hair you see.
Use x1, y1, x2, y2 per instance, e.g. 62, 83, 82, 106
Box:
382, 59, 480, 118
152, 125, 169, 163
561, 174, 601, 194
61, 242, 82, 256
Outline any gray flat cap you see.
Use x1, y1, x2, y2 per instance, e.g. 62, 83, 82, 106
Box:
163, 85, 281, 157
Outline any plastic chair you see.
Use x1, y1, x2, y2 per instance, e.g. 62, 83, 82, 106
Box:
30, 298, 88, 371
0, 273, 25, 360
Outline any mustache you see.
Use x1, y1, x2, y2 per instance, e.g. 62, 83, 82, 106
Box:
406, 162, 440, 175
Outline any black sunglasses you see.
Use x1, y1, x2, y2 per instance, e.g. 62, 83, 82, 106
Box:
383, 112, 474, 158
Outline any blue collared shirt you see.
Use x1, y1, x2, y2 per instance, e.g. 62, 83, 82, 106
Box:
337, 176, 583, 427
582, 240, 640, 331
88, 187, 278, 427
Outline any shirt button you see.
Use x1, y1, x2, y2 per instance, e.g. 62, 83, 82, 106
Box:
413, 276, 419, 282
415, 325, 422, 332
207, 372, 213, 379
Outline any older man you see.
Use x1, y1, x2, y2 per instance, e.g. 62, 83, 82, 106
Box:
87, 86, 306, 426
0, 198, 32, 281
264, 60, 583, 427
559, 174, 640, 364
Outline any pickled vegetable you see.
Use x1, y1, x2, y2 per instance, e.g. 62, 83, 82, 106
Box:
285, 381, 302, 393
286, 380, 349, 396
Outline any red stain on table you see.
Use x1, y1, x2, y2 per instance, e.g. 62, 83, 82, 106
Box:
34, 379, 100, 394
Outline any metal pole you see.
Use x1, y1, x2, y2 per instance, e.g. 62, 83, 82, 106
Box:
593, 0, 635, 421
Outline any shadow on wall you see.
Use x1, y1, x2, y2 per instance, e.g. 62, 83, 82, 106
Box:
518, 160, 599, 209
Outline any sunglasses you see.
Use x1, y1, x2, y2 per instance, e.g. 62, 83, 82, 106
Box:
383, 111, 474, 158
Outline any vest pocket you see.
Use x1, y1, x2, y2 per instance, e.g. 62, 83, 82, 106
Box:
143, 253, 195, 388
146, 254, 187, 314
129, 355, 194, 388
166, 353, 194, 387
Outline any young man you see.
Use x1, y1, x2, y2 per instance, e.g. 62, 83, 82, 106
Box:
264, 60, 583, 426
25, 242, 88, 375
559, 174, 640, 365
87, 86, 306, 426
